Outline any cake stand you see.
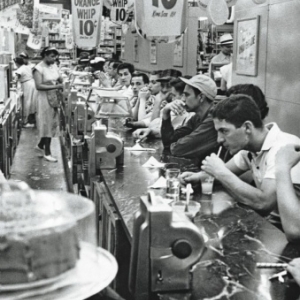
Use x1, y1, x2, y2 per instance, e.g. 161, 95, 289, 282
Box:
0, 242, 118, 300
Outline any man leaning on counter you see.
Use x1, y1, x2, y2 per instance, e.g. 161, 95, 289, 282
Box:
180, 94, 300, 232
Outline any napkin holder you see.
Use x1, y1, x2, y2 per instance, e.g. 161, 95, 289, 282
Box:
88, 121, 124, 175
129, 192, 205, 299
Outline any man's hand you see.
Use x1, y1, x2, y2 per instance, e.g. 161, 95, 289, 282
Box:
98, 72, 111, 88
162, 100, 185, 118
287, 258, 300, 286
178, 172, 202, 185
138, 87, 151, 100
133, 128, 151, 139
201, 153, 228, 179
276, 144, 300, 172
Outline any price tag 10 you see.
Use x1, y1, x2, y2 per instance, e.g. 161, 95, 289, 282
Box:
27, 33, 42, 50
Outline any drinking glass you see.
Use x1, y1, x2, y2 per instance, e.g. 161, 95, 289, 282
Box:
166, 168, 180, 201
199, 171, 215, 195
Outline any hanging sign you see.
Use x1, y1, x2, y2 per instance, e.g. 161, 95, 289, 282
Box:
27, 33, 42, 50
207, 0, 229, 26
134, 0, 187, 40
72, 0, 103, 49
38, 4, 58, 15
17, 0, 34, 29
110, 0, 134, 24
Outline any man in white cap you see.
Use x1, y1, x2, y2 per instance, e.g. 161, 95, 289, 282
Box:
161, 74, 219, 163
208, 33, 233, 78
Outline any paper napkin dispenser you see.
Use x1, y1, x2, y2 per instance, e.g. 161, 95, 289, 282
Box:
88, 121, 123, 174
129, 192, 205, 300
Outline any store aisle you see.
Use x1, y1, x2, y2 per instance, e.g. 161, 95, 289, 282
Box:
10, 128, 68, 191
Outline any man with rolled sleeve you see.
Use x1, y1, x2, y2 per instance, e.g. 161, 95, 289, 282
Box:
161, 74, 219, 163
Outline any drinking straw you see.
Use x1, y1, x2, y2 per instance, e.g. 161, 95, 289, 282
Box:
217, 146, 222, 157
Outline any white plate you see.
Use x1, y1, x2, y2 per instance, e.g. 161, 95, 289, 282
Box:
0, 242, 118, 300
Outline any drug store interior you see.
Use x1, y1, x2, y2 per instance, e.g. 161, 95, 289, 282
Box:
1, 0, 300, 300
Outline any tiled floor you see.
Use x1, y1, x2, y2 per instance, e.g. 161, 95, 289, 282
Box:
9, 127, 68, 192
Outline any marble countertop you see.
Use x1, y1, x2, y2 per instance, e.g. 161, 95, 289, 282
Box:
100, 121, 300, 300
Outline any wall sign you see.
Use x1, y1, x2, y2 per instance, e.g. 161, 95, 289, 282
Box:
173, 34, 184, 67
150, 41, 157, 64
236, 16, 260, 76
134, 35, 138, 62
72, 0, 103, 49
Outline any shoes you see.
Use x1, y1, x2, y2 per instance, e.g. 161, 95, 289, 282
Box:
34, 145, 44, 157
23, 123, 35, 128
44, 155, 57, 162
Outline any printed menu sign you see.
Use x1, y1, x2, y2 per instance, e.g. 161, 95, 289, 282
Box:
72, 0, 103, 49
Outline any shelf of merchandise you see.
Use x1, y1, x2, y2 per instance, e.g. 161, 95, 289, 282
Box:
98, 24, 122, 59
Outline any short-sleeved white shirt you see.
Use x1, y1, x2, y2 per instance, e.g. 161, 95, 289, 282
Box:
233, 123, 300, 188
233, 122, 300, 226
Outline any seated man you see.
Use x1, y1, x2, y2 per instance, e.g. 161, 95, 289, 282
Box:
180, 95, 300, 228
116, 62, 135, 100
125, 69, 179, 129
130, 73, 156, 121
275, 144, 300, 242
133, 78, 193, 139
161, 74, 219, 162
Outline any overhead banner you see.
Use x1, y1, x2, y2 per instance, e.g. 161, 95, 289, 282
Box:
134, 0, 187, 41
72, 0, 103, 49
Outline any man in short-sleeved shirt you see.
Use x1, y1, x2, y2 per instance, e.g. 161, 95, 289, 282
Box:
200, 95, 300, 228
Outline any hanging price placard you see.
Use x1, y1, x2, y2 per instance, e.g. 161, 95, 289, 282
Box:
27, 33, 42, 50
135, 0, 186, 39
72, 0, 103, 49
110, 0, 133, 24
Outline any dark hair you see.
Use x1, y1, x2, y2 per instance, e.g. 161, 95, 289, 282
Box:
41, 47, 58, 58
111, 61, 122, 70
14, 57, 25, 66
131, 72, 149, 84
170, 78, 185, 95
227, 84, 269, 120
150, 70, 162, 77
212, 94, 263, 128
117, 63, 135, 75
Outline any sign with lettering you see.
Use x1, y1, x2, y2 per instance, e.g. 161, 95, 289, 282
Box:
110, 0, 133, 24
135, 0, 186, 39
72, 0, 103, 48
27, 33, 42, 50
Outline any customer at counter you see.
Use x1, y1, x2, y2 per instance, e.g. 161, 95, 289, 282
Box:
131, 73, 156, 122
161, 74, 219, 162
276, 144, 300, 242
117, 62, 135, 99
180, 95, 300, 228
133, 78, 193, 139
125, 69, 178, 129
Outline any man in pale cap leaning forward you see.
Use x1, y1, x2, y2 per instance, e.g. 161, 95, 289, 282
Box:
161, 74, 219, 164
